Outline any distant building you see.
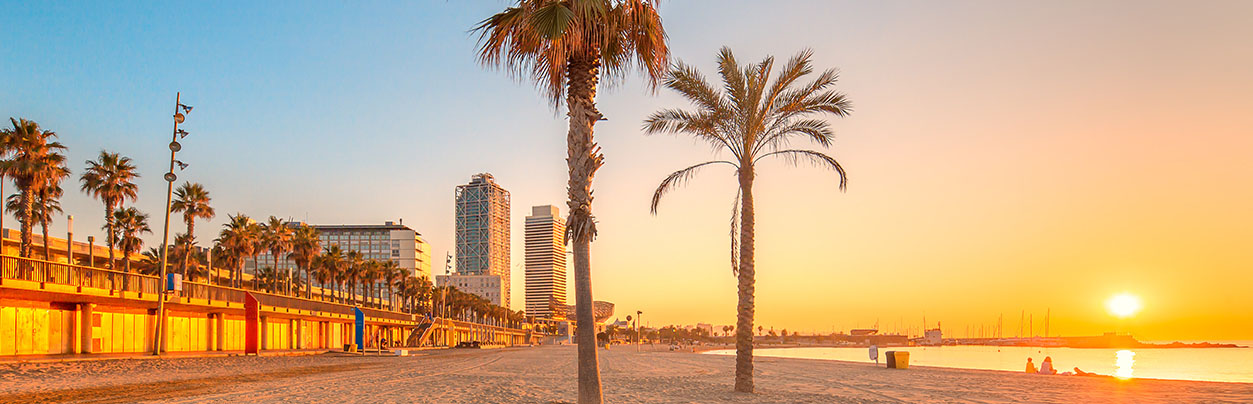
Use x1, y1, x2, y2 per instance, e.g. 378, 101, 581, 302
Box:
524, 205, 567, 319
436, 273, 505, 307
923, 328, 942, 345
448, 173, 511, 307
248, 221, 432, 281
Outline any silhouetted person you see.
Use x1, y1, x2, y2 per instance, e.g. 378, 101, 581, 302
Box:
1040, 356, 1057, 375
1025, 357, 1038, 374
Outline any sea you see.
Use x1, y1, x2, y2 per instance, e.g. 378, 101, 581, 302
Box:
705, 342, 1253, 384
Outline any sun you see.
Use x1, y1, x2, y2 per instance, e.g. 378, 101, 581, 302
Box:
1107, 293, 1142, 318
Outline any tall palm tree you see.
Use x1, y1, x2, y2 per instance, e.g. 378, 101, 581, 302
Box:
79, 151, 140, 270
644, 48, 852, 393
171, 233, 203, 281
112, 207, 152, 273
262, 216, 294, 295
345, 250, 364, 305
381, 260, 402, 310
36, 184, 66, 261
171, 182, 214, 280
289, 224, 321, 299
0, 118, 69, 259
216, 214, 259, 288
318, 245, 345, 302
5, 185, 63, 261
474, 3, 669, 400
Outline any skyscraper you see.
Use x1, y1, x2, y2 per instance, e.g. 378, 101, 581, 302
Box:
446, 173, 511, 307
525, 205, 567, 319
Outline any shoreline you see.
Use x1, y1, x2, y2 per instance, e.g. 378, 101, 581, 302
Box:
2, 346, 1249, 403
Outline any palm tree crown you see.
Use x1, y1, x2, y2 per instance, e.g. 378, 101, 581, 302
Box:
1, 118, 70, 259
79, 151, 140, 270
644, 47, 852, 393
216, 213, 259, 288
262, 216, 294, 294
112, 207, 152, 273
171, 182, 214, 279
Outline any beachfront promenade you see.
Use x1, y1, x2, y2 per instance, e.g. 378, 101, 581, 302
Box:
0, 255, 528, 357
2, 345, 1249, 403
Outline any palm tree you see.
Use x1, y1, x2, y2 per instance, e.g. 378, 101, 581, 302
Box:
473, 3, 669, 400
171, 233, 204, 281
216, 214, 259, 288
380, 260, 402, 310
79, 151, 140, 270
112, 207, 152, 273
171, 182, 214, 280
262, 216, 294, 295
345, 250, 364, 305
318, 245, 345, 302
644, 48, 852, 393
5, 185, 64, 261
289, 224, 321, 299
0, 118, 69, 259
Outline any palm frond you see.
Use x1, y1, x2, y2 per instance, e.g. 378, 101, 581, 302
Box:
756, 149, 847, 190
650, 160, 737, 214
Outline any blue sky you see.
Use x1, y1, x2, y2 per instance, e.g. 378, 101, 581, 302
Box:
4, 1, 1252, 338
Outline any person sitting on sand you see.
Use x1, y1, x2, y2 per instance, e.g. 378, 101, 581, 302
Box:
1025, 358, 1037, 374
1039, 356, 1057, 375
1074, 367, 1098, 376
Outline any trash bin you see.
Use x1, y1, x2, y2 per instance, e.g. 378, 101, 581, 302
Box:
887, 351, 910, 369
344, 343, 357, 353
885, 351, 897, 368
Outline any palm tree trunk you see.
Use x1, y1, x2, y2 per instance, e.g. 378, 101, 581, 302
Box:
40, 218, 50, 261
181, 219, 192, 281
104, 204, 116, 270
733, 169, 757, 393
19, 191, 34, 259
565, 54, 604, 404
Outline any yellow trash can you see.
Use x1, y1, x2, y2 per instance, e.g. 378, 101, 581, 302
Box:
893, 351, 910, 369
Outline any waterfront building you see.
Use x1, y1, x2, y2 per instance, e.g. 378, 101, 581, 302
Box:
248, 221, 432, 281
449, 173, 511, 307
524, 205, 567, 319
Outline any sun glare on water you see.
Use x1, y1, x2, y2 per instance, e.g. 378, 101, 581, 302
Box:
1107, 293, 1142, 318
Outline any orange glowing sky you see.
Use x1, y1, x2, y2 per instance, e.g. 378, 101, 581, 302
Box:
4, 1, 1250, 341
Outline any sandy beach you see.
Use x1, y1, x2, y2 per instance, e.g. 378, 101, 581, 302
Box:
1, 345, 1250, 403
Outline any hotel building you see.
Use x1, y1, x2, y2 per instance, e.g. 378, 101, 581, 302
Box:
441, 173, 512, 307
524, 205, 567, 319
247, 221, 432, 281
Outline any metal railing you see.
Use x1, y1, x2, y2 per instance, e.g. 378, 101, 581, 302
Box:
0, 254, 159, 294
1, 254, 500, 327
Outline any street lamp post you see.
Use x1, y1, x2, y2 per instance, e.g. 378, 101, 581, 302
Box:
87, 236, 94, 267
153, 92, 193, 356
636, 310, 642, 351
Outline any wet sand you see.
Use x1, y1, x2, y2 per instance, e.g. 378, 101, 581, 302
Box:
1, 345, 1249, 403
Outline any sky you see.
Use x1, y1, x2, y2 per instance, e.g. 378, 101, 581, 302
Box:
3, 0, 1251, 341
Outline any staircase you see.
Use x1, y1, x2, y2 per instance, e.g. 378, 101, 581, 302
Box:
406, 318, 438, 347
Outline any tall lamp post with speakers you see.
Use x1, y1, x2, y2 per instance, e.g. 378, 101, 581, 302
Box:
153, 93, 193, 356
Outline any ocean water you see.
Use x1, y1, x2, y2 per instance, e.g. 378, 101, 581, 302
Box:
705, 343, 1253, 383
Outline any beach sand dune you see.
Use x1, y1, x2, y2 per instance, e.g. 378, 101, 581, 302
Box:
1, 345, 1249, 403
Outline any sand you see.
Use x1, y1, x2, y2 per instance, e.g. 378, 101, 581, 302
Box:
1, 345, 1249, 403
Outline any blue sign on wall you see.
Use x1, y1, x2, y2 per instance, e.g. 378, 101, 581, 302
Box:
353, 307, 364, 350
